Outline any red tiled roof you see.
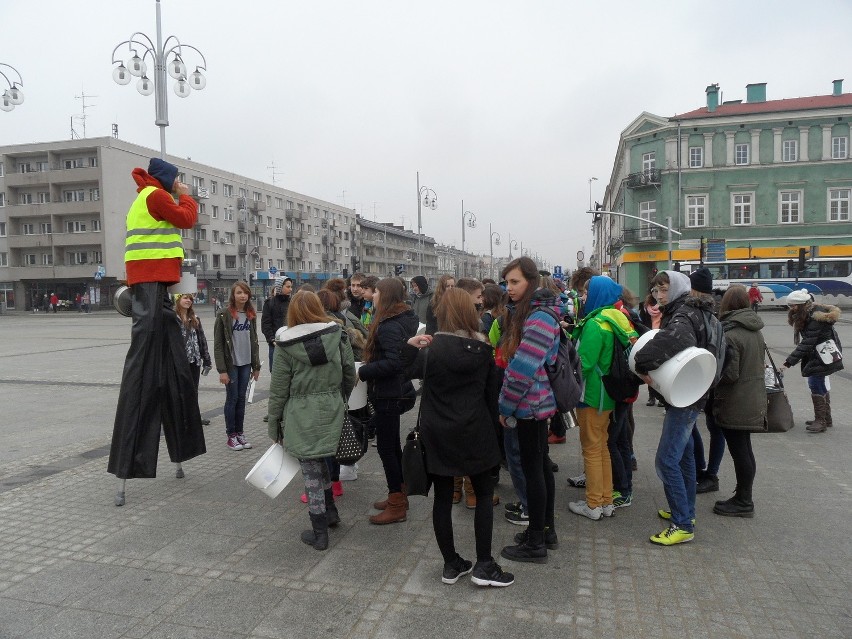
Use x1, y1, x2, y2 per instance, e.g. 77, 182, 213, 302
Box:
672, 93, 852, 120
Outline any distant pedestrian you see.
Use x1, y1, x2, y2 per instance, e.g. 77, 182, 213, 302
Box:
410, 275, 431, 324
50, 292, 58, 313
748, 283, 763, 312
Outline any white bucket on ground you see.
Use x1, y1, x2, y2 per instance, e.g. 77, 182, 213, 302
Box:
245, 443, 301, 498
629, 329, 716, 408
167, 259, 198, 295
349, 362, 368, 410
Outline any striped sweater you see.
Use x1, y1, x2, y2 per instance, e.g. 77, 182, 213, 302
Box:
498, 293, 561, 420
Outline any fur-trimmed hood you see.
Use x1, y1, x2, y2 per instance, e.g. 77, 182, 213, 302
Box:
812, 305, 841, 324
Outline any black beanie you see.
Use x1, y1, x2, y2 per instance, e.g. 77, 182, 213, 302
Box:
689, 267, 713, 294
147, 157, 179, 192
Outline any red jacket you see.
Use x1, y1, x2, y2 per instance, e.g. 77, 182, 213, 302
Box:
125, 168, 198, 285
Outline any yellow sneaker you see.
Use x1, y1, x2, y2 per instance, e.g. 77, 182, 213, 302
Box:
657, 509, 696, 525
650, 524, 694, 546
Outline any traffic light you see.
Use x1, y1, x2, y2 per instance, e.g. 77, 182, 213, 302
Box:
249, 273, 255, 286
798, 248, 808, 270
351, 257, 360, 272
342, 267, 349, 279
216, 270, 221, 281
394, 264, 404, 276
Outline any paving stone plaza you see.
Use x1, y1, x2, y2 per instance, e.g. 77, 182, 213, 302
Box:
1, 309, 850, 639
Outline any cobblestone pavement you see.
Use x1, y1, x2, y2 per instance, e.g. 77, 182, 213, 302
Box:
0, 310, 850, 638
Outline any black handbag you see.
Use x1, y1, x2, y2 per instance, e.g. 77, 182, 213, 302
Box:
401, 348, 430, 496
762, 346, 794, 434
335, 408, 368, 464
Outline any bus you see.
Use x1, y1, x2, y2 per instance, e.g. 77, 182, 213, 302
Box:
677, 258, 852, 308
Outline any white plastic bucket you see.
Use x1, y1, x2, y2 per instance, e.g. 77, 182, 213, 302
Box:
168, 259, 198, 295
629, 329, 716, 408
349, 362, 368, 410
245, 443, 301, 498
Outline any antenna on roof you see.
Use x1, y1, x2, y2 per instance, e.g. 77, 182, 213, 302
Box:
72, 89, 98, 138
267, 159, 284, 186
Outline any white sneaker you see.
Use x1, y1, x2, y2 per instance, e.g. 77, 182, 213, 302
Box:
568, 500, 602, 520
567, 473, 586, 488
339, 464, 358, 481
601, 504, 615, 518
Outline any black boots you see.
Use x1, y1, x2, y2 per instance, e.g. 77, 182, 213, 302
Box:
696, 473, 719, 493
301, 513, 329, 550
500, 529, 548, 564
513, 526, 559, 550
324, 489, 341, 527
713, 486, 754, 518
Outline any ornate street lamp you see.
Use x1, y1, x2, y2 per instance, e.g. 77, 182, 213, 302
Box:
461, 201, 476, 254
0, 63, 25, 112
416, 171, 437, 275
489, 223, 501, 281
111, 0, 207, 157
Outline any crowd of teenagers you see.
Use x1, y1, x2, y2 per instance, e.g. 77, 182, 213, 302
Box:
205, 258, 842, 587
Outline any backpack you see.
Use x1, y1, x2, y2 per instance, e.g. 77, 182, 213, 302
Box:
537, 308, 583, 413
601, 331, 642, 403
701, 310, 727, 387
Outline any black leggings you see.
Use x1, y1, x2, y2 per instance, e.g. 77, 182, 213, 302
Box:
372, 410, 403, 493
516, 418, 555, 532
431, 470, 494, 563
721, 428, 755, 493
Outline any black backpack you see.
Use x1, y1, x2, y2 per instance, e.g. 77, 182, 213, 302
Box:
601, 331, 642, 403
537, 308, 583, 413
701, 310, 727, 388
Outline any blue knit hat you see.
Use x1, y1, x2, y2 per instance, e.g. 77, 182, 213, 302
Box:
147, 157, 179, 192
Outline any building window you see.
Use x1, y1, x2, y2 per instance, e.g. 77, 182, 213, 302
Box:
19, 193, 33, 204
210, 181, 218, 195
276, 238, 284, 249
40, 222, 52, 234
0, 222, 5, 236
41, 253, 53, 266
36, 161, 49, 172
92, 251, 102, 263
24, 254, 37, 265
180, 228, 191, 239
735, 143, 749, 165
211, 205, 218, 219
275, 197, 283, 209
212, 254, 220, 268
67, 221, 87, 233
22, 223, 35, 235
238, 187, 247, 199
89, 188, 100, 201
639, 201, 655, 239
689, 146, 703, 168
225, 232, 235, 244
38, 192, 50, 204
91, 219, 101, 231
0, 162, 4, 177
225, 255, 236, 269
0, 253, 7, 266
732, 193, 753, 225
64, 158, 84, 169
89, 157, 98, 168
64, 190, 85, 202
832, 136, 848, 160
0, 193, 4, 207
223, 184, 233, 197
70, 252, 88, 265
686, 195, 707, 227
267, 237, 272, 248
828, 188, 851, 222
276, 218, 283, 229
198, 203, 206, 215
192, 176, 204, 189
212, 230, 220, 242
642, 152, 656, 172
779, 190, 802, 224
224, 208, 234, 221
782, 140, 798, 162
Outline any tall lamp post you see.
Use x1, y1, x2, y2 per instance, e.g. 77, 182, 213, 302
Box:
0, 63, 25, 112
461, 202, 476, 254
489, 223, 501, 281
588, 176, 598, 211
111, 0, 207, 157
416, 171, 437, 277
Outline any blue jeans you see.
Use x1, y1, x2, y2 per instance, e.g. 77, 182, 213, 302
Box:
503, 427, 527, 512
224, 364, 252, 435
655, 406, 700, 532
807, 375, 827, 395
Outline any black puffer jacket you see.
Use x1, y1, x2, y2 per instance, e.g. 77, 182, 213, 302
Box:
261, 294, 290, 344
632, 294, 717, 410
358, 308, 420, 403
784, 304, 844, 377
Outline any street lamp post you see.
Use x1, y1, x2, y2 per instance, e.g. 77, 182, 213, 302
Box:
588, 176, 598, 211
489, 223, 501, 281
461, 201, 476, 254
0, 63, 25, 112
416, 171, 437, 277
587, 209, 682, 269
111, 0, 207, 158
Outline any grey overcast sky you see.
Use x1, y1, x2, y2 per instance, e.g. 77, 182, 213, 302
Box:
3, 0, 852, 272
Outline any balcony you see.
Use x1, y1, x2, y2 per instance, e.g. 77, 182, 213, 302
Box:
52, 231, 104, 248
2, 169, 50, 188
4, 200, 99, 218
620, 227, 660, 243
238, 220, 246, 232
284, 209, 303, 220
625, 169, 661, 189
193, 239, 212, 252
285, 248, 300, 258
249, 201, 266, 213
256, 223, 268, 234
6, 234, 54, 249
238, 244, 248, 255
290, 228, 302, 240
196, 212, 211, 226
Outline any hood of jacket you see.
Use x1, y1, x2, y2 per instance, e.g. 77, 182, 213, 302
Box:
721, 308, 764, 332
662, 270, 691, 305
584, 276, 622, 315
381, 307, 420, 333
275, 321, 342, 367
529, 287, 562, 316
812, 304, 841, 324
132, 167, 168, 193
430, 331, 492, 376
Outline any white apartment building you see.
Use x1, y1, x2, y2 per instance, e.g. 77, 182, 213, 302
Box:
0, 137, 357, 310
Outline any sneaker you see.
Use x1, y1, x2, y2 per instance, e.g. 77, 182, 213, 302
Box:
332, 481, 344, 498
471, 560, 514, 587
567, 472, 586, 488
612, 490, 622, 500
201, 418, 211, 425
236, 433, 252, 449
504, 501, 523, 514
226, 435, 243, 451
646, 397, 656, 406
650, 524, 694, 546
696, 474, 719, 494
339, 464, 358, 481
657, 509, 696, 525
441, 555, 473, 585
505, 509, 530, 526
568, 500, 602, 521
263, 415, 269, 422
547, 432, 566, 445
513, 527, 558, 549
631, 456, 638, 471
614, 493, 633, 508
601, 504, 615, 518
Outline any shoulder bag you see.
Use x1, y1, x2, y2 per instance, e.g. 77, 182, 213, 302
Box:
401, 347, 430, 496
762, 346, 794, 433
335, 405, 368, 465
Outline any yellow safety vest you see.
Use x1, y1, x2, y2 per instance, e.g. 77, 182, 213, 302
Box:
124, 186, 185, 262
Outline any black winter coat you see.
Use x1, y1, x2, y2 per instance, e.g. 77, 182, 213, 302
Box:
358, 309, 420, 404
403, 332, 501, 477
261, 294, 291, 344
632, 294, 717, 410
784, 304, 844, 377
